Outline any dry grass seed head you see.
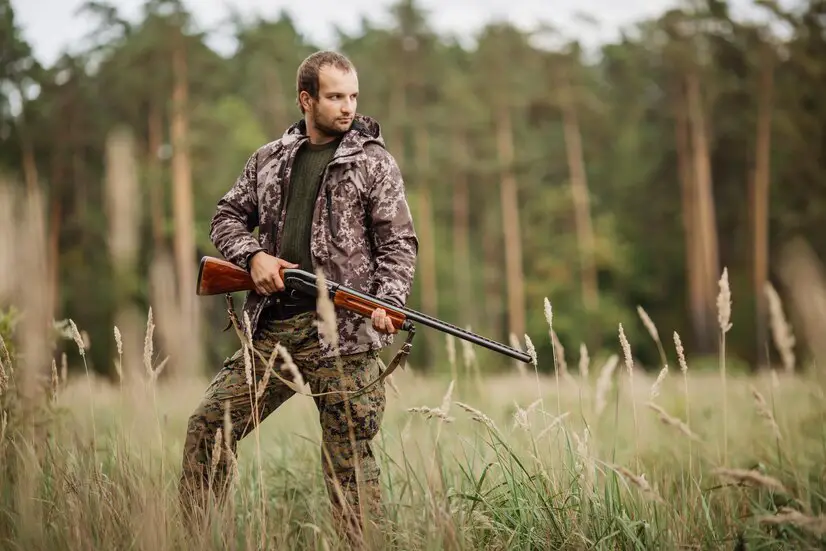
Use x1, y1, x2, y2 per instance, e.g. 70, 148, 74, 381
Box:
460, 334, 477, 371
68, 319, 86, 358
595, 354, 618, 416
256, 366, 273, 401
276, 343, 306, 392
314, 270, 339, 350
0, 342, 7, 395
409, 380, 455, 423
455, 401, 498, 431
114, 326, 123, 358
636, 305, 660, 343
551, 330, 573, 382
646, 401, 700, 441
0, 333, 10, 372
535, 411, 570, 440
673, 331, 688, 373
750, 386, 782, 440
712, 467, 788, 494
717, 268, 732, 333
50, 358, 59, 401
243, 311, 253, 341
143, 308, 154, 376
524, 334, 537, 367
650, 366, 668, 400
243, 344, 253, 388
578, 343, 590, 379
445, 334, 456, 371
544, 298, 553, 329
615, 465, 665, 503
512, 398, 541, 431
764, 282, 796, 372
618, 323, 633, 377
210, 428, 224, 481
512, 402, 530, 431
758, 507, 826, 536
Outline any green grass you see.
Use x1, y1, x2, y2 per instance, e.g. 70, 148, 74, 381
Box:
1, 329, 824, 550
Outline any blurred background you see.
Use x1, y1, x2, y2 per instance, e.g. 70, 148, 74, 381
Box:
1, 0, 823, 381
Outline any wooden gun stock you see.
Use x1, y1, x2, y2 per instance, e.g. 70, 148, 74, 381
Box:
197, 256, 258, 295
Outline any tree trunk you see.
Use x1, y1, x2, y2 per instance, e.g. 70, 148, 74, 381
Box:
48, 123, 68, 320
482, 198, 503, 340
171, 34, 199, 378
414, 123, 438, 368
673, 78, 707, 350
47, 197, 61, 322
452, 129, 474, 328
686, 67, 719, 352
106, 128, 144, 383
753, 48, 774, 369
265, 67, 287, 135
15, 85, 39, 193
495, 106, 526, 340
147, 98, 166, 250
21, 136, 38, 193
389, 70, 407, 172
559, 71, 599, 314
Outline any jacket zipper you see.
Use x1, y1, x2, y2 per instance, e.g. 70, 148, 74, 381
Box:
325, 185, 337, 239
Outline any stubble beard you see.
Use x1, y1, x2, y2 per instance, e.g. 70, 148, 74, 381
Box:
311, 105, 352, 139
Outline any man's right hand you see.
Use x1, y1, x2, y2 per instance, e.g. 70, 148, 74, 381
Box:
249, 252, 298, 295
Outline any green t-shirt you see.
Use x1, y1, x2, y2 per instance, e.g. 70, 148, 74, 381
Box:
279, 137, 341, 272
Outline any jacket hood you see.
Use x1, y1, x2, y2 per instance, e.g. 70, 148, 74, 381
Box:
281, 113, 386, 158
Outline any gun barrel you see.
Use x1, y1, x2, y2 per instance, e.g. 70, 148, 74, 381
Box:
326, 281, 533, 364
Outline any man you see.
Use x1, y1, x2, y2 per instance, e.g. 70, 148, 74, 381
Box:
179, 50, 418, 540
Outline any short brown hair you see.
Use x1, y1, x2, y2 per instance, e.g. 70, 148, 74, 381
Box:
296, 50, 356, 113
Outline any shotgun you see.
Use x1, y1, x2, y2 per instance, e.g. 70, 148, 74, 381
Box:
196, 255, 532, 364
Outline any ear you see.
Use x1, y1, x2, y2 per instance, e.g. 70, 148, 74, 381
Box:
298, 91, 313, 112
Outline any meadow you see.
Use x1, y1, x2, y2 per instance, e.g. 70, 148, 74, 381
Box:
1, 284, 824, 551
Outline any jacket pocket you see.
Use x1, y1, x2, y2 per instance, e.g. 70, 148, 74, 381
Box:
326, 187, 338, 239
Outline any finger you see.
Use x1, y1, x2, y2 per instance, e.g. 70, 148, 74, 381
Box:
272, 273, 285, 292
384, 316, 395, 334
372, 309, 384, 329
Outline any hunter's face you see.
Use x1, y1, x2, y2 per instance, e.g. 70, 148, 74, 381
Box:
305, 66, 359, 138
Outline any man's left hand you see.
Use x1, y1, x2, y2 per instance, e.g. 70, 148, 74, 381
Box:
371, 308, 398, 334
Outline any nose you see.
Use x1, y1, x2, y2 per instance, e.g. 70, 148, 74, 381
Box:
341, 98, 354, 114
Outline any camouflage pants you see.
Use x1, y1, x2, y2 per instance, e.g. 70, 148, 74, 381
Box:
179, 310, 386, 536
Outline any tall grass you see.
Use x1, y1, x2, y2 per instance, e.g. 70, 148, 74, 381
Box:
2, 302, 825, 548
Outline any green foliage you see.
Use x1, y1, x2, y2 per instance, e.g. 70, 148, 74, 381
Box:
1, 0, 825, 376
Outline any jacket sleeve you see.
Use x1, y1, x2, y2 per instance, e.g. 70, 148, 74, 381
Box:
365, 146, 419, 308
209, 150, 265, 271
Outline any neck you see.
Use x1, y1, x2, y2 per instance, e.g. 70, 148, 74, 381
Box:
304, 116, 338, 145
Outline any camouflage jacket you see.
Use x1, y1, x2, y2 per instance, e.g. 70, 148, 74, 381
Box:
209, 114, 419, 358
